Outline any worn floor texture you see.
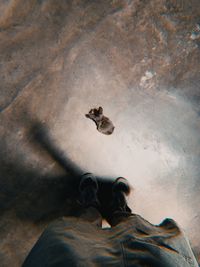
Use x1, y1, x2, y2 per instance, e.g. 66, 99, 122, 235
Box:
0, 0, 200, 266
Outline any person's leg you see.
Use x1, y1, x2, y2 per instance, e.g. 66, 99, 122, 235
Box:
77, 173, 102, 227
107, 177, 133, 227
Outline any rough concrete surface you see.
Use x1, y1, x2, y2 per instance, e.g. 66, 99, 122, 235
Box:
0, 0, 200, 266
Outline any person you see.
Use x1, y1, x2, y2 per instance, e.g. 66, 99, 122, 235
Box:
22, 173, 198, 267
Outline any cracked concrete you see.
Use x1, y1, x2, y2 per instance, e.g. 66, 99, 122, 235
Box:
0, 0, 200, 265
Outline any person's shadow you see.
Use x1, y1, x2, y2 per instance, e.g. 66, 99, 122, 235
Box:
12, 121, 115, 224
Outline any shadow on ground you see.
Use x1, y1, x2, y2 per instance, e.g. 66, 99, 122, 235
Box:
0, 120, 116, 224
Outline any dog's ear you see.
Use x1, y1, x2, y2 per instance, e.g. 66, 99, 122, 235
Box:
98, 106, 103, 114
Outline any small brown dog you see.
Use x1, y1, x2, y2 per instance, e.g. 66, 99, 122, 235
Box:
85, 107, 115, 135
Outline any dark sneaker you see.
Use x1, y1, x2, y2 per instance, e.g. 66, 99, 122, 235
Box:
78, 173, 100, 209
110, 177, 132, 213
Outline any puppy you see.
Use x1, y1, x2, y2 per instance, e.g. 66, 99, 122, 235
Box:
85, 107, 115, 135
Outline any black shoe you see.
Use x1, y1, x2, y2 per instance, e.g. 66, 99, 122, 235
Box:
78, 173, 100, 209
110, 177, 132, 213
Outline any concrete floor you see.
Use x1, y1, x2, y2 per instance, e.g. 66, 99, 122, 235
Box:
0, 0, 200, 265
